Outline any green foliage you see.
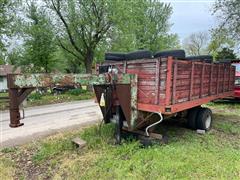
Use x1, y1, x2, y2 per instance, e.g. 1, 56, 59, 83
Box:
0, 0, 20, 62
109, 1, 179, 53
28, 92, 42, 101
2, 0, 179, 73
47, 0, 179, 71
216, 47, 237, 60
47, 0, 113, 73
0, 0, 9, 42
25, 91, 93, 108
19, 3, 56, 73
0, 57, 4, 65
0, 0, 9, 58
67, 88, 88, 96
213, 0, 240, 42
208, 28, 236, 60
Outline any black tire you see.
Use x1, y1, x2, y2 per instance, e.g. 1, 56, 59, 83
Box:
217, 60, 231, 64
196, 108, 212, 131
126, 50, 153, 60
185, 55, 213, 63
105, 52, 126, 61
154, 50, 186, 59
187, 107, 200, 130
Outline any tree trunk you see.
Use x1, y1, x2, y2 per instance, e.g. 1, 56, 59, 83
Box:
84, 49, 94, 74
45, 61, 48, 73
84, 49, 94, 91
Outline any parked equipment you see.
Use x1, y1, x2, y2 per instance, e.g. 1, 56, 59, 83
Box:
7, 56, 235, 144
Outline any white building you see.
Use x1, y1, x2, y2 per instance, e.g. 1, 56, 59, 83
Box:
0, 65, 21, 92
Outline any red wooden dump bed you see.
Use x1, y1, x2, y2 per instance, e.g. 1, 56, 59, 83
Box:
100, 57, 235, 115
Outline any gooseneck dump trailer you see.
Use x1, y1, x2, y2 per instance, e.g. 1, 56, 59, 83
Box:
7, 57, 235, 143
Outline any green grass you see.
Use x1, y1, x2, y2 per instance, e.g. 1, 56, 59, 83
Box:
1, 103, 240, 179
0, 92, 8, 97
206, 101, 240, 116
0, 156, 15, 180
32, 138, 75, 163
27, 91, 93, 107
58, 123, 240, 180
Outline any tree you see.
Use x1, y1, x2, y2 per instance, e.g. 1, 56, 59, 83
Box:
0, 0, 9, 47
213, 0, 240, 41
47, 0, 113, 73
109, 0, 179, 52
46, 0, 178, 73
19, 3, 56, 73
216, 47, 237, 61
0, 0, 10, 63
208, 28, 235, 60
183, 32, 209, 56
0, 0, 20, 64
0, 58, 4, 65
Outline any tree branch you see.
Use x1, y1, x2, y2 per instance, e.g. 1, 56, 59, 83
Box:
50, 0, 83, 55
57, 38, 81, 60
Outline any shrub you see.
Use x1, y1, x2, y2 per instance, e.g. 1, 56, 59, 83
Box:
28, 92, 42, 101
68, 88, 88, 96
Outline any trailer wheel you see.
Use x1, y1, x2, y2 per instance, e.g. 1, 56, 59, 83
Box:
196, 108, 212, 131
187, 107, 200, 130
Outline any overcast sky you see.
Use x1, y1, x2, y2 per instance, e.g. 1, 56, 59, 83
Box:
164, 0, 216, 42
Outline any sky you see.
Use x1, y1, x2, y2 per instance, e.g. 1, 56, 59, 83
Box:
164, 0, 216, 42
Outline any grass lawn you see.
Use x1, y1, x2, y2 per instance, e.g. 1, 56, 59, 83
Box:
0, 102, 240, 179
0, 92, 8, 97
0, 90, 94, 110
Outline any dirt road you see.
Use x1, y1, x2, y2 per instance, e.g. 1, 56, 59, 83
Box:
0, 100, 102, 148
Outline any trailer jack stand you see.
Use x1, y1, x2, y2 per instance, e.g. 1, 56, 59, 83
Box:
9, 109, 24, 128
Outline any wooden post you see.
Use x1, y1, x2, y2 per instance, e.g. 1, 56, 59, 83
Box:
200, 62, 205, 98
155, 59, 160, 105
222, 64, 225, 92
209, 64, 213, 95
189, 62, 195, 100
216, 64, 220, 95
172, 62, 178, 104
165, 57, 173, 106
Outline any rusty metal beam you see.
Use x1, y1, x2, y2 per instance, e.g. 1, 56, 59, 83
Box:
8, 88, 23, 127
7, 73, 137, 128
8, 73, 135, 89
